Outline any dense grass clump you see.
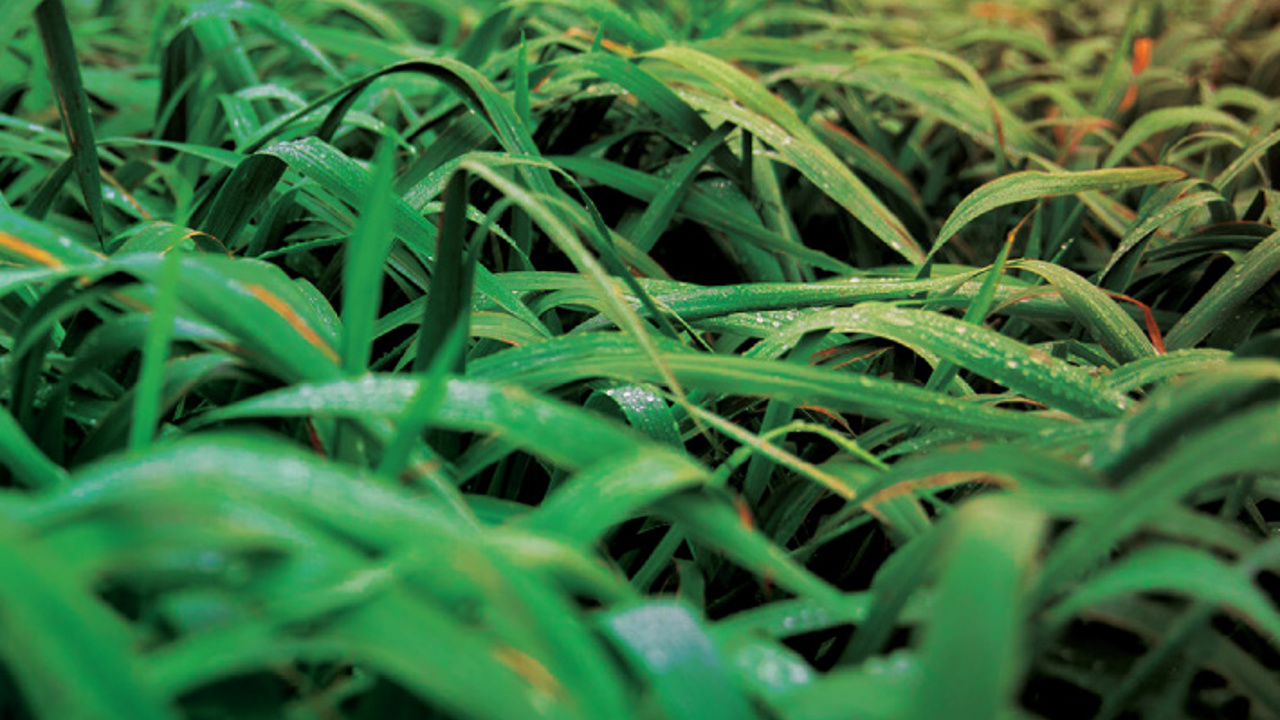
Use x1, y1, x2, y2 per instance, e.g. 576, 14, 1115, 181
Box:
1, 0, 1279, 718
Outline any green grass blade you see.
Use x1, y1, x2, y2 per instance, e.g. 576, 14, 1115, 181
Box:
1044, 543, 1280, 647
1036, 397, 1280, 603
929, 166, 1186, 260
193, 154, 285, 250
1011, 259, 1155, 363
1103, 106, 1249, 168
767, 303, 1132, 418
630, 122, 734, 253
414, 169, 473, 374
1165, 228, 1280, 350
554, 155, 852, 273
909, 496, 1044, 720
116, 253, 342, 383
33, 0, 105, 242
0, 406, 68, 489
341, 138, 396, 375
127, 249, 182, 452
925, 223, 1019, 393
649, 48, 925, 263
511, 343, 1073, 434
261, 138, 545, 332
520, 448, 709, 546
0, 519, 177, 720
598, 602, 756, 720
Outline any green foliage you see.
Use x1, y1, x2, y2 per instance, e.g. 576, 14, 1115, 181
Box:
1, 0, 1279, 719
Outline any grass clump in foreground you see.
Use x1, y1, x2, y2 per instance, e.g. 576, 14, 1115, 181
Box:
2, 0, 1279, 718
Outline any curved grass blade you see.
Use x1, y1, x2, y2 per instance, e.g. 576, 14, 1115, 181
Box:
194, 376, 656, 471
261, 138, 545, 332
520, 447, 710, 546
116, 253, 342, 383
0, 406, 68, 489
1214, 127, 1280, 192
929, 166, 1186, 260
512, 343, 1073, 434
553, 155, 852, 273
52, 435, 634, 720
1103, 106, 1249, 168
1165, 228, 1280, 350
1035, 398, 1280, 604
765, 303, 1132, 418
194, 153, 285, 249
1043, 543, 1280, 648
1097, 181, 1227, 282
1085, 360, 1280, 480
456, 156, 693, 413
179, 0, 341, 79
648, 49, 925, 263
656, 492, 847, 607
1011, 260, 1155, 363
585, 384, 683, 447
925, 220, 1020, 394
1101, 349, 1231, 394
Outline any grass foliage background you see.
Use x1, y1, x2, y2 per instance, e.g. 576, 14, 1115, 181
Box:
2, 0, 1280, 718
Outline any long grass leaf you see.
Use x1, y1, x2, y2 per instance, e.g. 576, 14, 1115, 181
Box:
1165, 228, 1280, 350
33, 0, 105, 242
929, 166, 1185, 259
